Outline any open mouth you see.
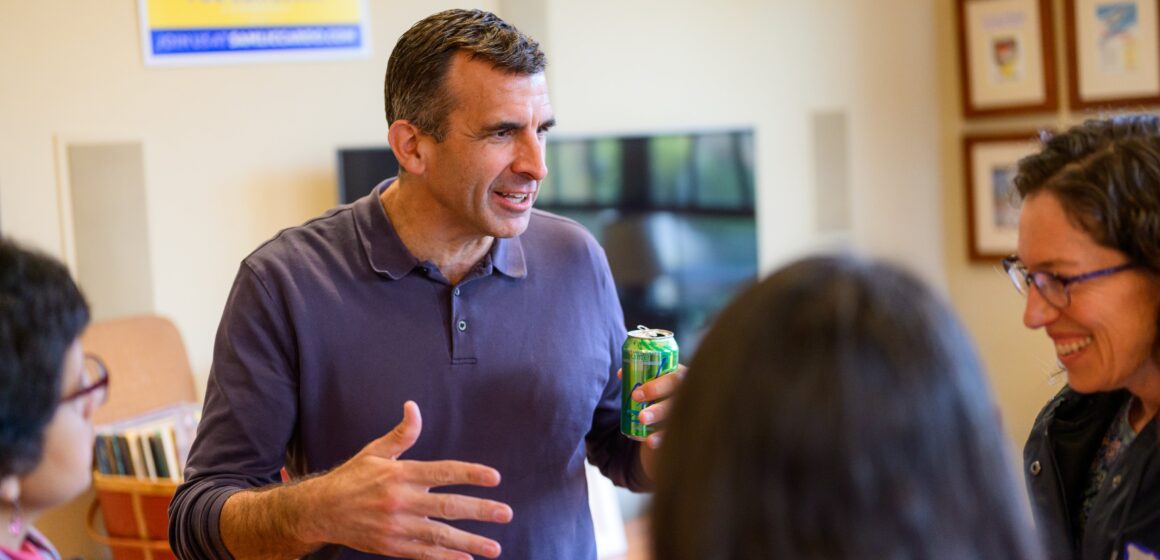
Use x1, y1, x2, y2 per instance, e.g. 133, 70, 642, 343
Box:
1056, 336, 1093, 357
498, 192, 530, 203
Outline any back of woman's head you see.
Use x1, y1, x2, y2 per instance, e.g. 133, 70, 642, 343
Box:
650, 255, 1038, 560
0, 238, 89, 479
1014, 115, 1160, 271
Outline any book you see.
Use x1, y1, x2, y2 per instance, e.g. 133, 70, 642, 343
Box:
148, 432, 169, 479
93, 402, 200, 481
124, 432, 146, 479
159, 425, 180, 482
135, 430, 157, 481
93, 434, 113, 475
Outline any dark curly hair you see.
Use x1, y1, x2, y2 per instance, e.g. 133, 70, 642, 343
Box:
384, 9, 546, 142
651, 256, 1040, 560
1014, 115, 1160, 271
0, 238, 89, 478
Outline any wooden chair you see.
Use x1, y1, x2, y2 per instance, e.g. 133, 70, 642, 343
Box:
83, 314, 198, 425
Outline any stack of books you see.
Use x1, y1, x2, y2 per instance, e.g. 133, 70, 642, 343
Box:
93, 403, 200, 482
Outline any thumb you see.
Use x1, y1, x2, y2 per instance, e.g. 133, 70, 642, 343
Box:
364, 400, 422, 460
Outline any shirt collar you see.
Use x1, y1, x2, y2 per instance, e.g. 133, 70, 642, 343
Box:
354, 179, 527, 280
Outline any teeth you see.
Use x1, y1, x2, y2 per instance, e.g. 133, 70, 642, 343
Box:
500, 193, 528, 202
1056, 336, 1093, 356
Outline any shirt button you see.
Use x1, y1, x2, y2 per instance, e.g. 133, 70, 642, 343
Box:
457, 320, 467, 332
453, 287, 461, 296
1112, 474, 1122, 488
1029, 461, 1041, 476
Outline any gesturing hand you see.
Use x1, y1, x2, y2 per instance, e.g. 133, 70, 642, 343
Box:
306, 401, 513, 559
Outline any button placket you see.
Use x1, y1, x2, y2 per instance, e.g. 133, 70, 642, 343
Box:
453, 286, 466, 332
448, 283, 476, 364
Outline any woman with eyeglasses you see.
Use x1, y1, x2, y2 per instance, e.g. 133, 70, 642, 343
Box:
0, 238, 106, 559
1005, 116, 1160, 559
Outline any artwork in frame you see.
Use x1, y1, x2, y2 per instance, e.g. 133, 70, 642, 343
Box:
956, 0, 1058, 117
963, 132, 1044, 261
1065, 0, 1160, 110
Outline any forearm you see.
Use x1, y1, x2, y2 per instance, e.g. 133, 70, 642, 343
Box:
219, 478, 326, 560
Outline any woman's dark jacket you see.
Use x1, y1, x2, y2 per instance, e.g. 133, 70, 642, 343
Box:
1024, 387, 1160, 560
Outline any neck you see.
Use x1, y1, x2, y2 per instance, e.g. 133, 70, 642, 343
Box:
0, 504, 30, 550
380, 179, 493, 285
1131, 396, 1159, 433
1128, 366, 1160, 432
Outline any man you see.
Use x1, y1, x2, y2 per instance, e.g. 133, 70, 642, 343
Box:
169, 9, 681, 560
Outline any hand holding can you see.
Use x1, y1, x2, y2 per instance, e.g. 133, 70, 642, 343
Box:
621, 325, 679, 441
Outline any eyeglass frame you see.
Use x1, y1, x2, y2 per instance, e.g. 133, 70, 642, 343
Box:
60, 353, 110, 406
1000, 255, 1138, 308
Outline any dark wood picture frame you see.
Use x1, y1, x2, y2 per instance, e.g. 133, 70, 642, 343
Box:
963, 132, 1043, 261
956, 0, 1058, 117
1064, 0, 1160, 110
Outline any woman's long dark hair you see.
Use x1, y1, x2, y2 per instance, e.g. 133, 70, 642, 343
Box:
650, 255, 1039, 560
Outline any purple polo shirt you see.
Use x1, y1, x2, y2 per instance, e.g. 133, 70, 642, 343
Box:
169, 180, 645, 559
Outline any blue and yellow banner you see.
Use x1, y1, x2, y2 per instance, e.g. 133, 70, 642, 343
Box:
140, 0, 368, 65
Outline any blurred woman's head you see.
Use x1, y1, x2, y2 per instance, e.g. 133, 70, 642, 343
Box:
0, 238, 94, 533
650, 255, 1038, 560
1011, 116, 1160, 395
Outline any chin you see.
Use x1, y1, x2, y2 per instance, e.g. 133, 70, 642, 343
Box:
1065, 372, 1108, 395
490, 219, 531, 239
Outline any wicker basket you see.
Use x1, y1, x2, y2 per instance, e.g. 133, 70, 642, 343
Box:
86, 472, 178, 560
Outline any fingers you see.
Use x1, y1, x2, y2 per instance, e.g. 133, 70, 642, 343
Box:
645, 431, 663, 449
632, 364, 686, 402
402, 460, 502, 488
365, 401, 423, 460
412, 492, 513, 523
390, 518, 504, 559
637, 398, 672, 426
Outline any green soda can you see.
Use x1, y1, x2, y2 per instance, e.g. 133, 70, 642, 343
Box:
621, 325, 679, 441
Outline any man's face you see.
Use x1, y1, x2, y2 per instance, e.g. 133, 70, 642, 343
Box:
419, 52, 554, 241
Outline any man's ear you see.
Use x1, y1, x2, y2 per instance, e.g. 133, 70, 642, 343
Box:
388, 120, 428, 176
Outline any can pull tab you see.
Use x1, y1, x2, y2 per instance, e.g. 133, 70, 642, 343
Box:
636, 325, 657, 337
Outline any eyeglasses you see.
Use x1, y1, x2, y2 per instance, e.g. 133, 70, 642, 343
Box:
60, 354, 110, 408
1001, 255, 1138, 308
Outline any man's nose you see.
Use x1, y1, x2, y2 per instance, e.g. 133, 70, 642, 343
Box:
513, 132, 548, 181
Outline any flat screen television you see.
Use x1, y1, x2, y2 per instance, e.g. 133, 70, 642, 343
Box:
336, 129, 757, 356
336, 147, 399, 205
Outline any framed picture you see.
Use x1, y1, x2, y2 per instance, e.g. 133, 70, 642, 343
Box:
963, 132, 1043, 261
1065, 0, 1160, 109
956, 0, 1058, 117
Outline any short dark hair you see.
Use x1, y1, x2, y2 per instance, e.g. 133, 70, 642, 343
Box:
1014, 115, 1160, 271
650, 255, 1040, 559
0, 238, 89, 478
384, 9, 546, 142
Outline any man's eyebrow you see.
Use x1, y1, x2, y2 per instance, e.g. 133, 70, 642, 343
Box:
480, 121, 521, 134
478, 118, 557, 135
